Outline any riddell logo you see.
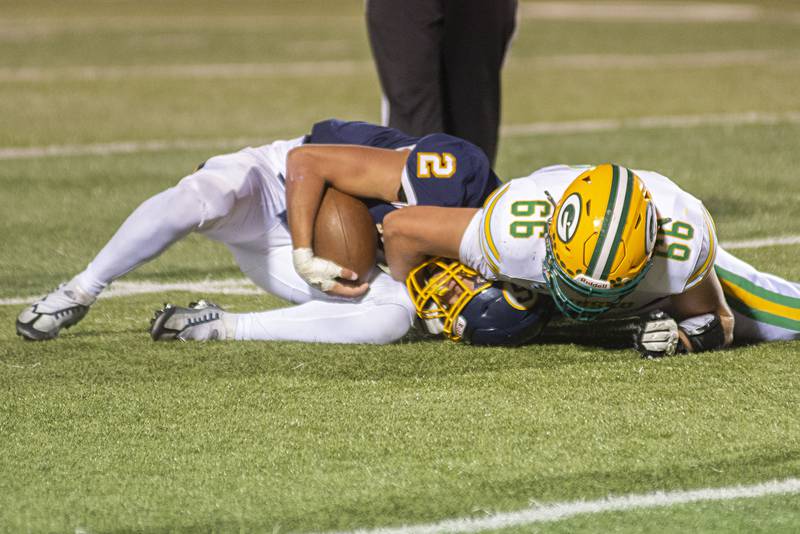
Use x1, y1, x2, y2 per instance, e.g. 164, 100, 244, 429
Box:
575, 274, 611, 289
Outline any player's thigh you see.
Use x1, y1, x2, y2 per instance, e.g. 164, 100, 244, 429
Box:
182, 150, 282, 243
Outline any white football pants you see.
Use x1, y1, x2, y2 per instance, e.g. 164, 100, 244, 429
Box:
714, 246, 800, 342
74, 138, 416, 344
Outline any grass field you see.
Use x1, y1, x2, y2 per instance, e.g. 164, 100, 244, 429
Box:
1, 1, 799, 532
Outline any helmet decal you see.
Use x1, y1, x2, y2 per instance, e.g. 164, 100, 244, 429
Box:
502, 282, 538, 310
574, 273, 611, 290
645, 200, 657, 255
556, 193, 582, 243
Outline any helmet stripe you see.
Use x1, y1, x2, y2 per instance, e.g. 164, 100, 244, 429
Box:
587, 165, 619, 278
601, 167, 634, 280
587, 165, 631, 280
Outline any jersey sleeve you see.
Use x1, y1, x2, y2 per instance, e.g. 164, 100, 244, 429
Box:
459, 209, 498, 280
401, 133, 500, 209
306, 118, 417, 149
468, 178, 551, 287
683, 204, 718, 290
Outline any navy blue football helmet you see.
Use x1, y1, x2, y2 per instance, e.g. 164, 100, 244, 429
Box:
406, 257, 553, 346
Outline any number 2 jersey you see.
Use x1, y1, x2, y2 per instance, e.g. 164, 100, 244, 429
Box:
459, 164, 717, 315
305, 119, 501, 222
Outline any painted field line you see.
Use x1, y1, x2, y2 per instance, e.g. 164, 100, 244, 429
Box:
2, 111, 800, 161
519, 1, 764, 22
0, 279, 261, 306
509, 49, 797, 70
721, 235, 800, 250
321, 477, 800, 534
1, 49, 795, 82
0, 50, 798, 82
0, 60, 370, 82
500, 111, 800, 137
1, 234, 798, 307
0, 137, 259, 160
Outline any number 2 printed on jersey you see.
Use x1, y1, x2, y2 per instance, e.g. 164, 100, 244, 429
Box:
417, 152, 456, 178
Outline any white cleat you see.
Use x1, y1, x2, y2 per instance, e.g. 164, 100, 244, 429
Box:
150, 300, 230, 341
16, 281, 96, 341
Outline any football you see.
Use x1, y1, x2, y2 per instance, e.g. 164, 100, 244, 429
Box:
313, 188, 377, 282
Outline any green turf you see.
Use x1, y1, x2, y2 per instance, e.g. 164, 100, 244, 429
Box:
2, 296, 799, 532
1, 0, 799, 532
491, 493, 800, 534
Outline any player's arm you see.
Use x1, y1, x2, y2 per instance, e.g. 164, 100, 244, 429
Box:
669, 268, 735, 351
382, 206, 478, 281
285, 144, 408, 296
286, 144, 407, 249
636, 270, 735, 358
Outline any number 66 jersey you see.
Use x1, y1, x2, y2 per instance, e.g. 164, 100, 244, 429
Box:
458, 164, 717, 315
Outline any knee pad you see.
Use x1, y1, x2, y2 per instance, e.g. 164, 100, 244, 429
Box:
175, 171, 239, 227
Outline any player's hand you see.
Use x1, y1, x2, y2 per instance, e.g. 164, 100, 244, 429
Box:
292, 248, 369, 297
324, 278, 370, 298
634, 310, 681, 358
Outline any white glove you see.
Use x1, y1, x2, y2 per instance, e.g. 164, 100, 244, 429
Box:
634, 311, 681, 358
292, 248, 353, 292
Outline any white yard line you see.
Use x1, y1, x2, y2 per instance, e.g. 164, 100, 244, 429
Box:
2, 111, 799, 160
509, 49, 797, 70
0, 60, 371, 82
1, 234, 798, 306
320, 478, 800, 534
721, 235, 800, 250
0, 279, 261, 306
500, 111, 800, 137
519, 2, 764, 22
1, 49, 796, 83
0, 137, 258, 160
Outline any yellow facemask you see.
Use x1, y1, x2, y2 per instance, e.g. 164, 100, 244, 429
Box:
406, 257, 492, 340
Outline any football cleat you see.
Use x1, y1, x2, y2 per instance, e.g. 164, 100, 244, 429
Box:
150, 299, 229, 341
544, 163, 658, 321
16, 281, 96, 341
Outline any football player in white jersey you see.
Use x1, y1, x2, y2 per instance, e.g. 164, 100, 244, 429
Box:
382, 163, 800, 356
16, 119, 554, 346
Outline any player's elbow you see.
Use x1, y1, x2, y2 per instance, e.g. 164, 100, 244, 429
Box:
382, 209, 405, 242
285, 146, 317, 184
382, 210, 419, 282
720, 307, 735, 347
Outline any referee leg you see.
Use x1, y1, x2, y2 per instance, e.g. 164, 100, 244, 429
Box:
442, 0, 517, 164
366, 0, 445, 135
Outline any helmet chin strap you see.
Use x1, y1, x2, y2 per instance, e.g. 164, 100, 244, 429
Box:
544, 189, 558, 211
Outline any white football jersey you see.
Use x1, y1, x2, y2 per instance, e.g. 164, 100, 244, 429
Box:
459, 165, 717, 315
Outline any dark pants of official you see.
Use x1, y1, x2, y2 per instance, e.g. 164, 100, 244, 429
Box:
366, 0, 517, 165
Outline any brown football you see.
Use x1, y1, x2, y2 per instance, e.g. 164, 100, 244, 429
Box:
313, 188, 377, 282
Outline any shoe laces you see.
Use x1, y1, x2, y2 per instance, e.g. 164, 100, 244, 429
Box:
187, 311, 220, 326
